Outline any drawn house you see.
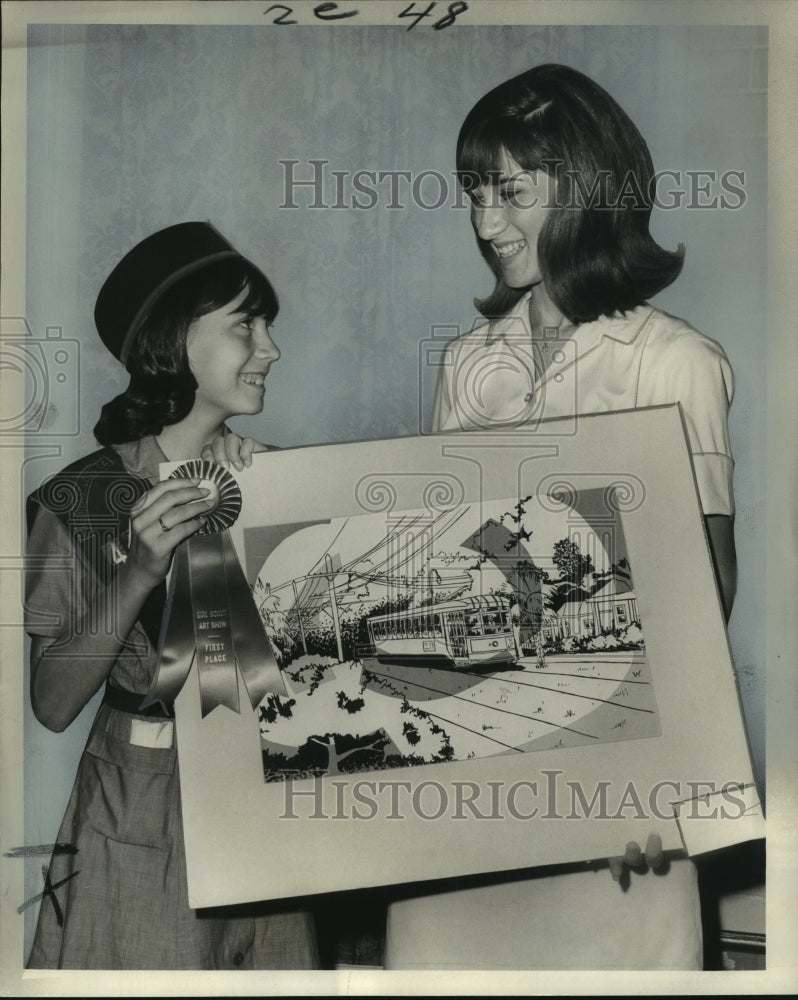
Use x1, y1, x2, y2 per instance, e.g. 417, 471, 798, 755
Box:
554, 599, 595, 639
583, 578, 639, 633
554, 579, 639, 639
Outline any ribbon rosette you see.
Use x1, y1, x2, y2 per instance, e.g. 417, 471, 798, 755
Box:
140, 460, 286, 717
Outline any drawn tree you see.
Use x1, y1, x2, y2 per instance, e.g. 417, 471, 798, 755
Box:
499, 495, 534, 548
552, 538, 595, 585
590, 556, 633, 590
254, 584, 297, 665
546, 538, 596, 615
304, 731, 389, 775
461, 497, 545, 647
514, 558, 546, 632
260, 662, 452, 778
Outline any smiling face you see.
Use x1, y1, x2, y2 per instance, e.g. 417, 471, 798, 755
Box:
469, 151, 557, 290
186, 287, 280, 425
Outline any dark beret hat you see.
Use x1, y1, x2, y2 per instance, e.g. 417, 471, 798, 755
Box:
94, 221, 257, 364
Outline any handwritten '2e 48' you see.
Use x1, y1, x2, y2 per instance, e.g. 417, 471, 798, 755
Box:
263, 2, 469, 30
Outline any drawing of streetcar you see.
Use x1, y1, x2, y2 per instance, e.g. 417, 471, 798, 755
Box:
364, 594, 521, 670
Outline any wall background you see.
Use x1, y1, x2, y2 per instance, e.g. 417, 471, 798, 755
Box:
23, 21, 767, 953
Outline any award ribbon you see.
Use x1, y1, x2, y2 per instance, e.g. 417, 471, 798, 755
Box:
140, 460, 286, 717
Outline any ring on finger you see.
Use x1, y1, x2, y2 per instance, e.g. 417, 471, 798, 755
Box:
158, 515, 169, 533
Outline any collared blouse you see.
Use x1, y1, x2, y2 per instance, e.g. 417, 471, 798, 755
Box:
432, 296, 735, 516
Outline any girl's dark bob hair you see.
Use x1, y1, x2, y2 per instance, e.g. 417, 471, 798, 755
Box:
93, 258, 278, 446
457, 63, 684, 322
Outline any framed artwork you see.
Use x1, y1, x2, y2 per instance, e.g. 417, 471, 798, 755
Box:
171, 406, 763, 906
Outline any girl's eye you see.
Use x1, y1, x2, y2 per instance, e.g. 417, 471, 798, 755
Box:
470, 188, 516, 209
470, 191, 500, 209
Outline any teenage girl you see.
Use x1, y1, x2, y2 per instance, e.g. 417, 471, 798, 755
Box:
385, 64, 735, 971
25, 222, 319, 969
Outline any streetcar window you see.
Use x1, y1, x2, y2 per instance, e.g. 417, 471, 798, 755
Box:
483, 612, 500, 635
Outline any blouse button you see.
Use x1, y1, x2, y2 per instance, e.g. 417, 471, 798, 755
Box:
524, 392, 533, 403
233, 951, 245, 967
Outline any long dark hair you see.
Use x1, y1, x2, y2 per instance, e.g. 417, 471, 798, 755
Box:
457, 64, 684, 322
94, 258, 278, 445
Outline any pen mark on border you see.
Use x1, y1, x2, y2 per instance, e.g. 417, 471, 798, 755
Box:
4, 842, 78, 858
17, 866, 80, 925
5, 844, 79, 925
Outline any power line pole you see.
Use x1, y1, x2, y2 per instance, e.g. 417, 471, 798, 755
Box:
291, 578, 308, 654
325, 554, 344, 662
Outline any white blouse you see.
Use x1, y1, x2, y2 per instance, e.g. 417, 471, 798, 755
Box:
432, 296, 735, 516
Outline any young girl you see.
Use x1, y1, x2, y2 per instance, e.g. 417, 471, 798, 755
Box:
25, 222, 319, 969
385, 64, 736, 970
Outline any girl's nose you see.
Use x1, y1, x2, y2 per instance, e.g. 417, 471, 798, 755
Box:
252, 319, 281, 362
472, 201, 506, 241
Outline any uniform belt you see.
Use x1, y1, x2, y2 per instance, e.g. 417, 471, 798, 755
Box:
103, 683, 174, 718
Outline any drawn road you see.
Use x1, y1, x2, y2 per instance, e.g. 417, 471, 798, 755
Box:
364, 651, 657, 757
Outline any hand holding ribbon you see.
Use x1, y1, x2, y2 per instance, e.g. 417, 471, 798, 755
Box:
140, 460, 286, 717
